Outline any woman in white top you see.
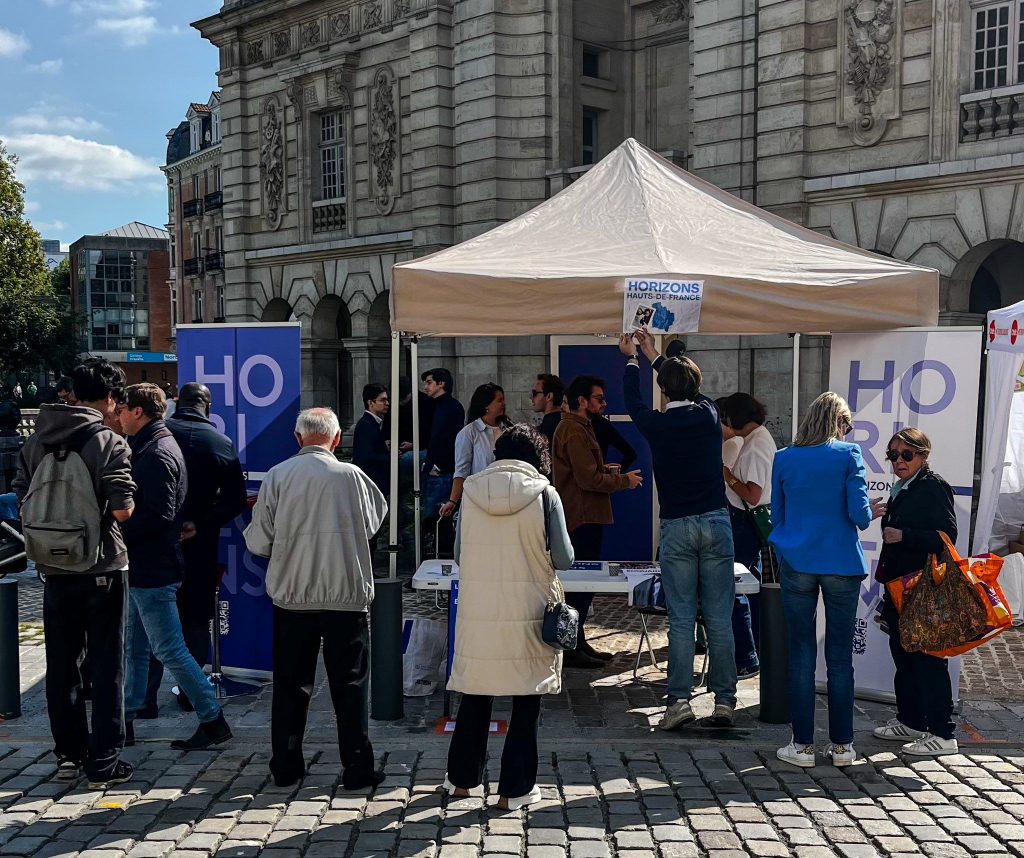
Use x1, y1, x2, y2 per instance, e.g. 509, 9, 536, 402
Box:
439, 383, 511, 519
719, 393, 777, 679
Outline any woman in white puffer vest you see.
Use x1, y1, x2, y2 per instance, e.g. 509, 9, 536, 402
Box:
443, 424, 575, 810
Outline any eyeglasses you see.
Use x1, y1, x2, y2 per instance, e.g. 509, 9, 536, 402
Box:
590, 394, 606, 403
530, 390, 544, 397
886, 449, 920, 463
840, 418, 853, 436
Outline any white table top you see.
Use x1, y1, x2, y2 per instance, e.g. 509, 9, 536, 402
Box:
411, 559, 760, 596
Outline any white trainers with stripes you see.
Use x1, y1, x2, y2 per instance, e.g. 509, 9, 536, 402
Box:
902, 734, 958, 756
873, 718, 926, 742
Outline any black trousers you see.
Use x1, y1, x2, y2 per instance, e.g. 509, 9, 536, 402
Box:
271, 606, 374, 783
43, 571, 127, 778
885, 599, 955, 739
566, 524, 603, 647
447, 694, 541, 799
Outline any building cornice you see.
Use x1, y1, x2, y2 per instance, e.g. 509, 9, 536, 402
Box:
162, 143, 223, 175
243, 230, 413, 263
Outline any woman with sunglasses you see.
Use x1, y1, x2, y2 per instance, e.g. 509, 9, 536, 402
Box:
770, 392, 885, 768
872, 428, 958, 756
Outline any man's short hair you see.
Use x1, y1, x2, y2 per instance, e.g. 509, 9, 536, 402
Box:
72, 359, 126, 404
665, 339, 686, 359
55, 377, 74, 394
566, 375, 605, 410
295, 407, 341, 440
362, 383, 387, 409
177, 382, 211, 410
536, 373, 565, 407
657, 357, 701, 403
124, 383, 167, 420
421, 367, 453, 393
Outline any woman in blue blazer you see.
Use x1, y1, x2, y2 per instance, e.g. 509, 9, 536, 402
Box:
770, 392, 884, 769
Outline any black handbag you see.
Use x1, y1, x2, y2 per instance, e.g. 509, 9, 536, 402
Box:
537, 490, 579, 651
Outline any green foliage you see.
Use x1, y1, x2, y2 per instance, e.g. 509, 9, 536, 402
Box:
0, 140, 66, 376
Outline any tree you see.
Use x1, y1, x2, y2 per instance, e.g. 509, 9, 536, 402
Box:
0, 140, 63, 377
43, 259, 82, 375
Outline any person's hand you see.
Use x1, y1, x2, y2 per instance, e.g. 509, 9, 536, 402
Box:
180, 521, 197, 541
723, 466, 734, 484
869, 496, 887, 520
882, 527, 902, 544
399, 442, 413, 453
618, 334, 638, 358
635, 328, 658, 362
625, 470, 643, 489
439, 501, 457, 518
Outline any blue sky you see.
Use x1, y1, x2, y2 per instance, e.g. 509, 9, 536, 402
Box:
0, 0, 221, 249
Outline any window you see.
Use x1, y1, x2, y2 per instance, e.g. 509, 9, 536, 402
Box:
318, 111, 346, 201
192, 173, 201, 201
171, 281, 178, 328
192, 232, 202, 260
190, 119, 201, 154
212, 109, 221, 143
581, 108, 600, 165
582, 46, 603, 79
192, 287, 204, 322
217, 284, 226, 319
213, 165, 221, 191
216, 226, 224, 251
973, 1, 1024, 89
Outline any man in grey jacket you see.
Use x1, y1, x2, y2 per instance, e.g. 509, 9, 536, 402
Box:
245, 407, 388, 789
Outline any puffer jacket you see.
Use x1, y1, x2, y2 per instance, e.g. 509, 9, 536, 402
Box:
243, 445, 387, 612
447, 460, 574, 697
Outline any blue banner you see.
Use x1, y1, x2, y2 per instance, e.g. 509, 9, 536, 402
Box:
176, 323, 301, 675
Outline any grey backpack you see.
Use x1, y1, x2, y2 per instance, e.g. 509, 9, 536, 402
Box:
21, 424, 105, 572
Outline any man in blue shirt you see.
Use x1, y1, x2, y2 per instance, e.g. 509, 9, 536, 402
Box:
620, 331, 737, 729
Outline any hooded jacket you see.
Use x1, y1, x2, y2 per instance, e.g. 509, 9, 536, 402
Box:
447, 460, 575, 698
13, 404, 135, 576
244, 446, 388, 612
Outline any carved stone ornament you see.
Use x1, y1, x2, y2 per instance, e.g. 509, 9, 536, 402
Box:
364, 1, 383, 30
304, 85, 319, 106
652, 0, 687, 23
394, 0, 410, 17
246, 38, 265, 64
272, 29, 290, 57
838, 0, 901, 145
285, 81, 303, 107
259, 98, 285, 230
368, 67, 398, 214
330, 11, 351, 37
301, 19, 321, 48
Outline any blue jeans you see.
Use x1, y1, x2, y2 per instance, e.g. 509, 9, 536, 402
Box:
125, 584, 221, 724
779, 560, 864, 745
659, 509, 737, 705
729, 506, 761, 672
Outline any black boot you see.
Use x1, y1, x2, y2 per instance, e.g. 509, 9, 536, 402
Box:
170, 712, 232, 751
341, 769, 386, 791
124, 721, 135, 747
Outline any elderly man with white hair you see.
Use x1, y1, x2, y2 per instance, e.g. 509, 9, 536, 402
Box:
244, 407, 388, 789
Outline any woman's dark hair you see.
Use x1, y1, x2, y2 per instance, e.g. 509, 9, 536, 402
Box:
494, 423, 551, 476
719, 392, 767, 428
657, 357, 701, 402
71, 358, 126, 404
466, 382, 504, 424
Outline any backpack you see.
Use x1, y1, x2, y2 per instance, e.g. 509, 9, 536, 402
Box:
21, 423, 106, 572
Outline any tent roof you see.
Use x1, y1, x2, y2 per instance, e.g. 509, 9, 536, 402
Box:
391, 138, 938, 336
987, 299, 1024, 353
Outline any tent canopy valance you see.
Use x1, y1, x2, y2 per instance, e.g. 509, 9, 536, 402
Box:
390, 138, 939, 338
986, 298, 1024, 353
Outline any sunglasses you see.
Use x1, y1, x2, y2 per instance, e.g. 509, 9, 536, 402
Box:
590, 395, 607, 403
840, 418, 853, 437
886, 449, 919, 463
530, 390, 544, 397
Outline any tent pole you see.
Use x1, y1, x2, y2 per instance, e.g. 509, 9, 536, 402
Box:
388, 332, 401, 580
791, 333, 801, 442
411, 337, 422, 571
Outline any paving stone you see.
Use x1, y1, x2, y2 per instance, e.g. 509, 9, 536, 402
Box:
568, 842, 611, 858
697, 831, 743, 850
527, 848, 567, 858
657, 845, 699, 858
614, 831, 655, 849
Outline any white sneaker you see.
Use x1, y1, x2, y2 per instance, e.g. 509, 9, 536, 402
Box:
827, 743, 857, 767
441, 776, 484, 797
902, 734, 958, 756
497, 784, 542, 811
659, 700, 696, 731
873, 718, 926, 742
776, 741, 816, 768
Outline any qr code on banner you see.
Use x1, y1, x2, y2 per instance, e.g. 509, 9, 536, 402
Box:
219, 600, 230, 636
853, 618, 868, 655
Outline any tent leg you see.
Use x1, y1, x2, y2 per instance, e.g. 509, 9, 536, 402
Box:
791, 333, 801, 443
388, 332, 401, 580
412, 339, 422, 571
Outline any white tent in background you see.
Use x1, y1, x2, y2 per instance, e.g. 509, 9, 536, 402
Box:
390, 138, 938, 337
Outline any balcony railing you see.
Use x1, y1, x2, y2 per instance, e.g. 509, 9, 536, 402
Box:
183, 257, 203, 277
204, 190, 223, 211
312, 200, 346, 233
183, 198, 203, 218
960, 88, 1024, 142
205, 251, 224, 272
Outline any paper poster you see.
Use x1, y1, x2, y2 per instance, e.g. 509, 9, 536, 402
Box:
622, 278, 703, 334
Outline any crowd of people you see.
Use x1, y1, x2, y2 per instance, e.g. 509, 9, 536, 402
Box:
5, 331, 959, 804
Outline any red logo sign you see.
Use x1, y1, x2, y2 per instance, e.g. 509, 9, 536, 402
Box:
991, 320, 998, 342
1013, 320, 1019, 345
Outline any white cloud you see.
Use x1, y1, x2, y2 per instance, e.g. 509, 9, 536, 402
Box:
9, 112, 104, 134
92, 16, 159, 47
27, 59, 63, 74
67, 0, 167, 46
24, 200, 41, 213
0, 29, 30, 59
2, 133, 161, 192
35, 219, 67, 233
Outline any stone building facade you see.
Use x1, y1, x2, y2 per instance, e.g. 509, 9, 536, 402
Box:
193, 0, 1024, 435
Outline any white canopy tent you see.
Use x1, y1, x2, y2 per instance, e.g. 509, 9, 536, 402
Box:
973, 300, 1024, 555
385, 138, 940, 574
